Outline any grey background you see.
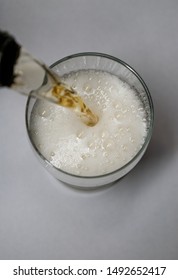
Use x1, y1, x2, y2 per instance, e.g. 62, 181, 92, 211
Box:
0, 0, 178, 260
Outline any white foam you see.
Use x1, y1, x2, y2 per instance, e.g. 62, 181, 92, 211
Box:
30, 70, 147, 176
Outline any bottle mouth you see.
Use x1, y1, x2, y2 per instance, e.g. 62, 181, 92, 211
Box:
0, 30, 21, 86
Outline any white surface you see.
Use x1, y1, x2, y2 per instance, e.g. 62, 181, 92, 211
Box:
0, 0, 178, 259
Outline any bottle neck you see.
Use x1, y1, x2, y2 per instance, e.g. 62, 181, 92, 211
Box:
0, 30, 59, 103
11, 49, 60, 103
12, 49, 47, 94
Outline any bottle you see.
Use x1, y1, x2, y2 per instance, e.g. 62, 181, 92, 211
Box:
0, 30, 98, 126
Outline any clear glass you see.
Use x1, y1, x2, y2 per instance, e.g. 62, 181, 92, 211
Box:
25, 53, 154, 189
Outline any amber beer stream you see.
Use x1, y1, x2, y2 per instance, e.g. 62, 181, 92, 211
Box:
51, 83, 98, 127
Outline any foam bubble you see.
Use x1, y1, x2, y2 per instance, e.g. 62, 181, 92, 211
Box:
87, 140, 96, 150
38, 107, 51, 118
102, 139, 114, 150
114, 113, 121, 120
83, 83, 92, 93
50, 151, 55, 157
76, 131, 85, 139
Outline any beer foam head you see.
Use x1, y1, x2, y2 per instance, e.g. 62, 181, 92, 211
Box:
30, 70, 147, 176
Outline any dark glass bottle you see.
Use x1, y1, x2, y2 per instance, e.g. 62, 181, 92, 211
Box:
0, 30, 64, 103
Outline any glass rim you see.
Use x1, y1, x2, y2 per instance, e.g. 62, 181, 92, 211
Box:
25, 52, 154, 180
